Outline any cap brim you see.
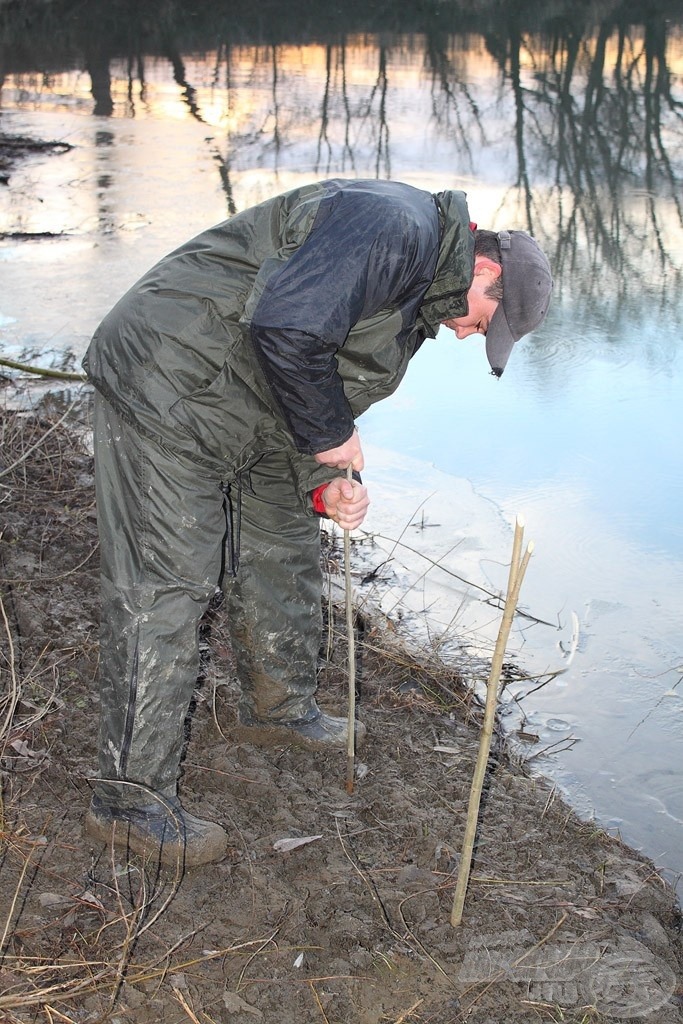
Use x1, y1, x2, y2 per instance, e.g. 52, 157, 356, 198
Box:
485, 304, 515, 377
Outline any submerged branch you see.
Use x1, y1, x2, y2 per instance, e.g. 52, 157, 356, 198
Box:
365, 529, 556, 628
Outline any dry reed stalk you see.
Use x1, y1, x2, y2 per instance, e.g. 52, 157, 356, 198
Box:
0, 934, 286, 1017
0, 840, 36, 956
344, 465, 357, 794
53, 1006, 88, 1023
450, 516, 534, 927
172, 984, 203, 1023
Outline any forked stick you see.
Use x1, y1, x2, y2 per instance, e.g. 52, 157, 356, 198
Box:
451, 516, 534, 926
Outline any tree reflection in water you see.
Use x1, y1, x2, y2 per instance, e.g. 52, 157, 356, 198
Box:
1, 1, 682, 313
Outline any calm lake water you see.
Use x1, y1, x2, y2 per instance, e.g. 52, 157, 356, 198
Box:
1, 3, 682, 892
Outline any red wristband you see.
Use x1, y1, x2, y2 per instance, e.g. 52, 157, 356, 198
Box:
311, 483, 328, 516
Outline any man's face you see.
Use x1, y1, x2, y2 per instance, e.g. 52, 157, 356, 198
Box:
441, 259, 501, 340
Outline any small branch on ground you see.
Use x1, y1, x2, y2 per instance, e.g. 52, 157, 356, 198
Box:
0, 357, 87, 382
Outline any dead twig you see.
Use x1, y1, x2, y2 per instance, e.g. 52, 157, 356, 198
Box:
392, 998, 424, 1023
0, 356, 87, 382
364, 528, 553, 627
308, 980, 331, 1024
0, 591, 20, 735
457, 911, 569, 1009
0, 399, 81, 481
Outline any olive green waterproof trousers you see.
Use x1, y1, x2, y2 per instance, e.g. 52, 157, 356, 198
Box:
92, 395, 322, 806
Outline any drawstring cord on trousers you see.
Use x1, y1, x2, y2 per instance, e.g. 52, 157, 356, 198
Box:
221, 477, 242, 577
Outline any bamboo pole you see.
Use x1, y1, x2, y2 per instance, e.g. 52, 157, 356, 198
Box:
451, 515, 534, 926
344, 464, 357, 794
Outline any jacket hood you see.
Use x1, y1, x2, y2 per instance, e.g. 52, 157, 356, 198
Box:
418, 190, 475, 337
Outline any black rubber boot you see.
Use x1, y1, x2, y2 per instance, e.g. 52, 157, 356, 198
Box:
238, 703, 366, 750
85, 794, 229, 867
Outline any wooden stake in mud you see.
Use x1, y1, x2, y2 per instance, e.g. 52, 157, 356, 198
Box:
451, 515, 534, 927
344, 464, 357, 795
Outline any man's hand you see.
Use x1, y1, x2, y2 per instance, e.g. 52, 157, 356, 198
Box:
322, 476, 370, 531
314, 428, 364, 472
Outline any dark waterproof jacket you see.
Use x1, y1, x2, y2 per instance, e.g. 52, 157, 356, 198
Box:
84, 179, 474, 502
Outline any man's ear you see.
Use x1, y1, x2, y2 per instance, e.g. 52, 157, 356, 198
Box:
473, 255, 502, 279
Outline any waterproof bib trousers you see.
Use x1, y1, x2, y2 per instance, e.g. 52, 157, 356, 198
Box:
92, 394, 321, 806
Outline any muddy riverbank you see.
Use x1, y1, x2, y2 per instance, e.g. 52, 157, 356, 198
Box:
1, 399, 681, 1023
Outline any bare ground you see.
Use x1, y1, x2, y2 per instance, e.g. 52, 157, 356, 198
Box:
0, 396, 682, 1024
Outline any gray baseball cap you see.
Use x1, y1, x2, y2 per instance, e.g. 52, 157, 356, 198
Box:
485, 230, 553, 377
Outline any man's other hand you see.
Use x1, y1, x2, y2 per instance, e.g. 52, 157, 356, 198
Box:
314, 428, 364, 471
